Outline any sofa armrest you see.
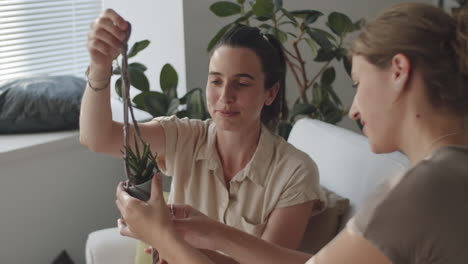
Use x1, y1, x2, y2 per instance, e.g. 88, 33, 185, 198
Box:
86, 227, 137, 264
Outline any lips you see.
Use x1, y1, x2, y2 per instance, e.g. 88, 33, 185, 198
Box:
217, 110, 239, 117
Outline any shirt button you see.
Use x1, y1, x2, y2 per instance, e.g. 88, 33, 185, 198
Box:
229, 194, 236, 200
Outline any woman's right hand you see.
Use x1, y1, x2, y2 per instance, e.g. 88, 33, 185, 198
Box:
87, 9, 129, 72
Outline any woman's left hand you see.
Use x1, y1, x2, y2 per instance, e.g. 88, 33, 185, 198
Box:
115, 173, 175, 247
171, 204, 222, 251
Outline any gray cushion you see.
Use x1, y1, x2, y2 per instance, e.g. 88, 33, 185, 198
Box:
0, 75, 86, 134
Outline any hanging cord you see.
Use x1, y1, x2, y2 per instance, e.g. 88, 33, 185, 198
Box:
120, 22, 161, 264
121, 22, 145, 183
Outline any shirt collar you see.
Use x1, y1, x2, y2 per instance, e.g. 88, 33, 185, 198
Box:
196, 121, 276, 187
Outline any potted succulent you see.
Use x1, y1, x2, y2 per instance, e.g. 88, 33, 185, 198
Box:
118, 24, 159, 201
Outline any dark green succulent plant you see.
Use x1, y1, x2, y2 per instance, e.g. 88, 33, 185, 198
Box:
122, 135, 158, 186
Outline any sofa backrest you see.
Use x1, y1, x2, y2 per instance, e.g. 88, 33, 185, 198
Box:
288, 118, 410, 228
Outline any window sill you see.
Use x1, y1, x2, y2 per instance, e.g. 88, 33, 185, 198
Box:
0, 98, 152, 155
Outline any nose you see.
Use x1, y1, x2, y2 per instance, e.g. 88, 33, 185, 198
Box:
348, 98, 360, 121
219, 83, 235, 104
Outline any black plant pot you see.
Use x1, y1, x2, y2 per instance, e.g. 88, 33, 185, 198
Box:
124, 177, 153, 201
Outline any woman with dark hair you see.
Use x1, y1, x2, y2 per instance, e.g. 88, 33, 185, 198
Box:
116, 2, 468, 263
81, 9, 325, 262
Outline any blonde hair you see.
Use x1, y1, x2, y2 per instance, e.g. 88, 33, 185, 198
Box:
350, 3, 468, 114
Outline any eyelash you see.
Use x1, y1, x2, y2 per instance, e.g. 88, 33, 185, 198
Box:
352, 82, 359, 88
210, 80, 250, 87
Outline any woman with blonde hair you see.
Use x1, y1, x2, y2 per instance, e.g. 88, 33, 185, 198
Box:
116, 3, 468, 263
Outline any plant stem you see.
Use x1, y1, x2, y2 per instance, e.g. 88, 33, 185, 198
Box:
283, 47, 300, 61
291, 30, 308, 103
307, 60, 331, 89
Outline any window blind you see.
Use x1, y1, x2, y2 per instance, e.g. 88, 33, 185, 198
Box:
0, 0, 102, 81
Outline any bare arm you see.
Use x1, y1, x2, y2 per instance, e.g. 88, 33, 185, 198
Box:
214, 221, 391, 264
261, 201, 314, 249
79, 9, 165, 158
308, 228, 391, 264
172, 205, 312, 264
214, 222, 312, 264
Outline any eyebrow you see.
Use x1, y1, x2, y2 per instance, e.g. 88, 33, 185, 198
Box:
208, 71, 256, 80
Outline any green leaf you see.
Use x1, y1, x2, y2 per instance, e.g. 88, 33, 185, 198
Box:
327, 12, 354, 36
186, 88, 208, 120
113, 65, 121, 75
252, 0, 274, 18
259, 23, 273, 30
210, 1, 242, 17
175, 110, 188, 118
160, 63, 178, 99
272, 28, 288, 43
133, 91, 168, 117
290, 10, 323, 24
133, 135, 141, 160
312, 82, 322, 105
129, 67, 150, 91
234, 10, 253, 23
286, 31, 297, 38
255, 16, 272, 22
292, 102, 316, 117
128, 40, 150, 58
311, 27, 337, 43
131, 92, 144, 109
306, 28, 333, 50
323, 106, 344, 124
314, 48, 336, 62
128, 62, 147, 72
115, 78, 122, 97
352, 18, 365, 31
321, 67, 336, 85
278, 20, 297, 27
278, 121, 292, 140
167, 98, 180, 115
280, 8, 298, 26
274, 0, 282, 12
343, 55, 352, 76
207, 24, 234, 52
327, 85, 343, 106
304, 38, 318, 57
180, 87, 203, 104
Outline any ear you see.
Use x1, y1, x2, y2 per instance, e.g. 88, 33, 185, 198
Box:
390, 53, 411, 94
265, 82, 280, 106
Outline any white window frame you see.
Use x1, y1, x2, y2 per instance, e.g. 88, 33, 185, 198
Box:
0, 0, 102, 81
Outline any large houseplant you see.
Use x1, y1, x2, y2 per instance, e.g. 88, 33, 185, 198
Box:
112, 40, 209, 121
208, 0, 363, 138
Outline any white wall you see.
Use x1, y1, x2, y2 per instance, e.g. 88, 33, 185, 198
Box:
0, 136, 122, 264
103, 0, 187, 97
183, 0, 433, 132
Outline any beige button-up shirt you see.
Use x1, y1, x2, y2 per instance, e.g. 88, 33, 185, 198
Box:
156, 116, 323, 237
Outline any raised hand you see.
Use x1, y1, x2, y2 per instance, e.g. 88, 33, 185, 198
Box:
87, 9, 128, 73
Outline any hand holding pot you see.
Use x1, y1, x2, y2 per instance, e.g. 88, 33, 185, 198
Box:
116, 173, 176, 247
